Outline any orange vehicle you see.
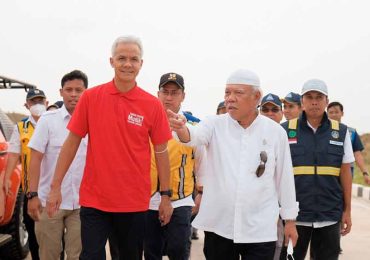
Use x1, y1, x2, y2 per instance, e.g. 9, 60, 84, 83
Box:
0, 75, 36, 259
0, 140, 22, 225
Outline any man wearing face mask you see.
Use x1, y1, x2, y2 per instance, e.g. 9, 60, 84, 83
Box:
3, 88, 48, 260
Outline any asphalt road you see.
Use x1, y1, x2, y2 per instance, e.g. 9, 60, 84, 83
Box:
26, 196, 370, 259
189, 197, 370, 260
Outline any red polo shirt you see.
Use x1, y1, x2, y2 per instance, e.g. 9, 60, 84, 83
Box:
68, 80, 171, 212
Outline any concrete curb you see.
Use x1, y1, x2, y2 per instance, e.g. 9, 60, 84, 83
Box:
352, 183, 370, 201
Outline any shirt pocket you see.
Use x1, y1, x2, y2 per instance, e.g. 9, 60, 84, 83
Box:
250, 145, 275, 179
327, 145, 344, 165
48, 134, 66, 155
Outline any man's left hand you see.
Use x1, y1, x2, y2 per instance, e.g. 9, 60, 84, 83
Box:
284, 220, 298, 247
46, 185, 62, 218
158, 195, 173, 226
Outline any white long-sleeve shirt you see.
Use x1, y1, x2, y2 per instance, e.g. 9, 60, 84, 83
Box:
185, 113, 298, 243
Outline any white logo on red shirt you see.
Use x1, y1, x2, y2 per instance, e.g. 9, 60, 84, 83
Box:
128, 113, 144, 126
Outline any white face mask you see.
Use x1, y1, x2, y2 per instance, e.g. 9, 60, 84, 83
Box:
29, 104, 46, 117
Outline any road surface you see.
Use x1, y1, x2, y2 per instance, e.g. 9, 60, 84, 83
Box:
25, 196, 370, 259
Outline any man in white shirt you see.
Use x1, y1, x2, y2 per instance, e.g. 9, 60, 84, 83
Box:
280, 79, 354, 260
27, 70, 88, 260
167, 69, 299, 260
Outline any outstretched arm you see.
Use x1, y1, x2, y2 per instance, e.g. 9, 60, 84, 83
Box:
167, 109, 190, 143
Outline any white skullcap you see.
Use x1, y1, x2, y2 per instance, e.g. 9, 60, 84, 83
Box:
226, 69, 260, 87
301, 79, 328, 96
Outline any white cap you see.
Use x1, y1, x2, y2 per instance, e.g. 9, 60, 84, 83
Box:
301, 79, 328, 96
226, 69, 260, 87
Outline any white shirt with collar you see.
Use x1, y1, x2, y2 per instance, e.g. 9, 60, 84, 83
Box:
28, 106, 87, 210
185, 113, 298, 243
8, 115, 38, 154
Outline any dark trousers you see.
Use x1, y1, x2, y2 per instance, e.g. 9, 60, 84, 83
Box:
23, 195, 40, 260
280, 222, 340, 260
108, 232, 120, 260
79, 206, 146, 260
204, 231, 276, 260
143, 206, 192, 260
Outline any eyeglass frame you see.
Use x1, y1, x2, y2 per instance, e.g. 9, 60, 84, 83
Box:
158, 88, 184, 97
260, 106, 281, 113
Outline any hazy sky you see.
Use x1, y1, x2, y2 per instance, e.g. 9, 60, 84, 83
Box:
1, 0, 369, 133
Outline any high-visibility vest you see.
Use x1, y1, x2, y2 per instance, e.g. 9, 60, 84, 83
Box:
283, 112, 347, 222
17, 118, 34, 193
150, 138, 195, 201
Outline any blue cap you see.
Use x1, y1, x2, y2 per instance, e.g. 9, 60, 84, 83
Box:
261, 93, 282, 108
282, 92, 301, 105
217, 101, 225, 109
26, 89, 46, 100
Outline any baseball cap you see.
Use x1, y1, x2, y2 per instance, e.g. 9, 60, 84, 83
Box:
226, 69, 260, 87
26, 89, 46, 100
282, 92, 301, 105
159, 73, 185, 90
47, 101, 64, 110
301, 79, 328, 96
217, 101, 225, 110
53, 101, 64, 108
261, 93, 282, 108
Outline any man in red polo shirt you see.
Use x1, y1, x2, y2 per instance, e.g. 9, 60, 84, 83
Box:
46, 35, 173, 260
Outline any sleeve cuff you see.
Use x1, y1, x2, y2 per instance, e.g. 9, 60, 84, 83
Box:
280, 202, 299, 220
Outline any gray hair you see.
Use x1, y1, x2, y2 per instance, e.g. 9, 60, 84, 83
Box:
251, 85, 263, 104
111, 35, 143, 58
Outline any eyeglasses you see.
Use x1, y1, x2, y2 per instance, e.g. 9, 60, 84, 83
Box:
159, 89, 183, 97
256, 151, 267, 177
261, 107, 281, 113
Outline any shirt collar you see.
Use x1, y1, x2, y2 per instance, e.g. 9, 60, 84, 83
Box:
300, 111, 330, 132
227, 112, 261, 130
107, 80, 139, 97
60, 105, 71, 119
29, 115, 37, 126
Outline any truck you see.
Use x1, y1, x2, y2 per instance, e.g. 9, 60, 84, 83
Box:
0, 75, 37, 259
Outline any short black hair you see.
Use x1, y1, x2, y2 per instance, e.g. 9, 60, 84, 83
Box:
61, 70, 88, 88
327, 101, 343, 112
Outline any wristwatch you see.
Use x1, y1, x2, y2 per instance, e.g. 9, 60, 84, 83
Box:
363, 172, 369, 176
26, 191, 38, 200
159, 190, 173, 197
